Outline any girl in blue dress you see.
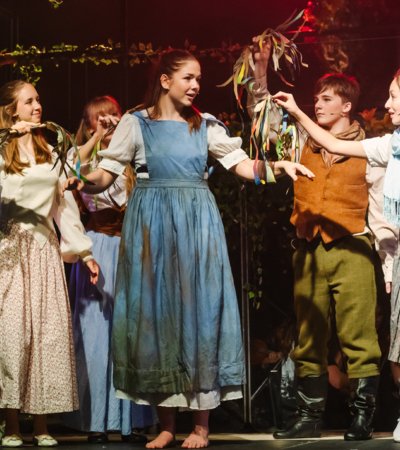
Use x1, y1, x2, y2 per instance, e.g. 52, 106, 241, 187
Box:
65, 96, 155, 443
64, 49, 314, 449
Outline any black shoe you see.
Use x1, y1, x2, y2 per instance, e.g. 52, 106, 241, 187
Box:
344, 412, 373, 441
87, 433, 108, 443
273, 418, 322, 439
274, 375, 327, 439
121, 432, 148, 443
344, 377, 378, 441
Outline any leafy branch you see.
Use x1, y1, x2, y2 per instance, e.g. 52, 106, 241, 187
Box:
48, 0, 64, 8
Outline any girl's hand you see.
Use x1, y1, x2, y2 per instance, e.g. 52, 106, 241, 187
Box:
63, 176, 84, 193
272, 92, 301, 117
275, 160, 315, 181
85, 259, 100, 285
10, 121, 45, 136
95, 114, 120, 139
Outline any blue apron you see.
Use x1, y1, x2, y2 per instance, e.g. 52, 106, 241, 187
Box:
112, 111, 245, 397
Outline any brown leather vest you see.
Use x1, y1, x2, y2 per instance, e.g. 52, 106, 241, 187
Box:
290, 142, 368, 243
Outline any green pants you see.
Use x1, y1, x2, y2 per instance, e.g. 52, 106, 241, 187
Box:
292, 235, 381, 378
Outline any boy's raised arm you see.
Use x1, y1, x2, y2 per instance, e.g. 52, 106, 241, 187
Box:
273, 91, 367, 158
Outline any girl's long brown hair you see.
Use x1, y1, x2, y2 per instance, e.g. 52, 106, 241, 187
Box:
139, 49, 202, 132
0, 80, 51, 174
77, 95, 135, 195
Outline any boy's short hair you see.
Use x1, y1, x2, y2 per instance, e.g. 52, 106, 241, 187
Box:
314, 73, 360, 115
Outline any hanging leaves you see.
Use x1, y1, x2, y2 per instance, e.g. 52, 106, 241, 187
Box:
48, 0, 64, 8
0, 122, 93, 184
128, 42, 159, 66
0, 42, 123, 84
43, 121, 93, 183
0, 11, 307, 86
0, 8, 308, 87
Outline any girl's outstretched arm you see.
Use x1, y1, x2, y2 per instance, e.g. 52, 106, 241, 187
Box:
272, 92, 367, 158
63, 167, 117, 195
232, 158, 315, 181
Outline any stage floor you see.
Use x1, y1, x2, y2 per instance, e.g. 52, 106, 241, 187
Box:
15, 432, 399, 449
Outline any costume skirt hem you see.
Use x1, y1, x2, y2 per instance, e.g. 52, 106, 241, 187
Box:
115, 386, 243, 410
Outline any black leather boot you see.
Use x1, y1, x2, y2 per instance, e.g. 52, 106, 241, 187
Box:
273, 374, 327, 439
344, 376, 379, 441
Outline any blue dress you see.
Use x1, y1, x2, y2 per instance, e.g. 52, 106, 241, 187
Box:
65, 231, 155, 433
112, 112, 245, 409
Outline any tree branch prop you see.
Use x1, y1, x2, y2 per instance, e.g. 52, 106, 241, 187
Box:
217, 10, 309, 109
216, 12, 307, 179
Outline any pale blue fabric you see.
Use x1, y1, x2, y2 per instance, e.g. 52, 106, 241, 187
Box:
112, 112, 245, 401
65, 230, 155, 433
383, 128, 400, 226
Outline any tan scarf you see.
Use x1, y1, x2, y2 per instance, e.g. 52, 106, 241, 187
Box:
306, 120, 366, 167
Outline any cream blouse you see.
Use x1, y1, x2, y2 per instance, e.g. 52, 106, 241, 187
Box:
0, 152, 93, 263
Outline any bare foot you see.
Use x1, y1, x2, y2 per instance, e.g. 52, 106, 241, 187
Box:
181, 430, 209, 448
146, 431, 175, 449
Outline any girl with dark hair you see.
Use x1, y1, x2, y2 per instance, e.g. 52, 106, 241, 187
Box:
0, 80, 99, 447
65, 96, 155, 443
65, 49, 313, 448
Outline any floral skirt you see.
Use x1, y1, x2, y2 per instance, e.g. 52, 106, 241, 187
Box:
0, 221, 78, 414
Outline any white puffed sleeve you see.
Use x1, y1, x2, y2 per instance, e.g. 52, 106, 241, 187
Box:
366, 164, 399, 283
205, 114, 249, 170
98, 113, 140, 175
362, 134, 392, 168
52, 172, 93, 263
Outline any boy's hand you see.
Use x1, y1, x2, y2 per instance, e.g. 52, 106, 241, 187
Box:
272, 92, 301, 117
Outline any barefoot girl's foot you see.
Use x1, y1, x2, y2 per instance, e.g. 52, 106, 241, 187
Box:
146, 431, 175, 449
181, 430, 209, 448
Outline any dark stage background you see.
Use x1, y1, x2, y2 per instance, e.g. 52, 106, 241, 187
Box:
1, 0, 399, 129
1, 0, 400, 430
